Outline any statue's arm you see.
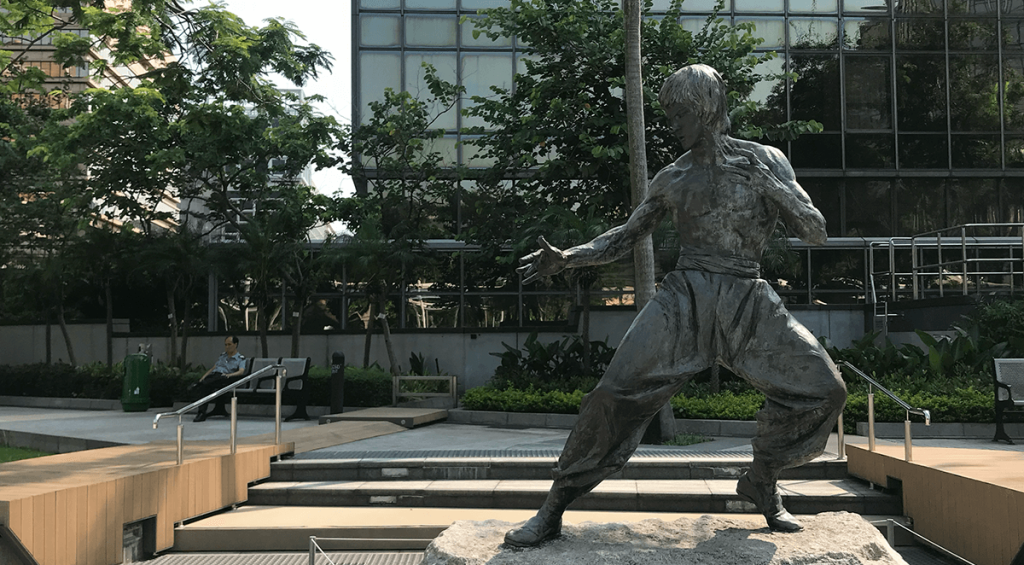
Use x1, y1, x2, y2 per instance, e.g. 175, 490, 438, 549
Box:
517, 175, 670, 284
564, 191, 668, 268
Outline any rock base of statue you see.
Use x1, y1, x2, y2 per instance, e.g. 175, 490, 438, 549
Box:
422, 511, 908, 565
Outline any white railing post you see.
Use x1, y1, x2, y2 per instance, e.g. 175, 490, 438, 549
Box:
275, 367, 286, 446
176, 420, 184, 465
904, 416, 913, 462
868, 390, 876, 452
836, 412, 845, 460
230, 395, 238, 455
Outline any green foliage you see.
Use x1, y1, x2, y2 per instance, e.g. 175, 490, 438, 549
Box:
966, 298, 1024, 356
306, 364, 393, 407
843, 388, 992, 429
663, 433, 711, 447
0, 445, 52, 464
489, 332, 614, 393
461, 386, 586, 414
671, 390, 765, 420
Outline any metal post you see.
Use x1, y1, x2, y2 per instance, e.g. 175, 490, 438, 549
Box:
887, 520, 895, 547
868, 390, 876, 452
230, 396, 237, 455
309, 536, 316, 565
176, 422, 184, 465
937, 233, 944, 297
961, 226, 968, 296
836, 413, 845, 460
904, 416, 913, 462
912, 239, 919, 299
888, 240, 896, 301
275, 368, 285, 445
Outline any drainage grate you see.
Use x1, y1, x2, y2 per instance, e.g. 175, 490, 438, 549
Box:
293, 447, 755, 461
147, 552, 424, 565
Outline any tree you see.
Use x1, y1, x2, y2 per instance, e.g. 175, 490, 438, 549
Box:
461, 0, 821, 288
341, 66, 465, 366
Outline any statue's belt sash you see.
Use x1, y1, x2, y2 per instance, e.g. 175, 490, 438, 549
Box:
675, 253, 760, 278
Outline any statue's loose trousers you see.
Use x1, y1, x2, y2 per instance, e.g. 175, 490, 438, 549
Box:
551, 266, 847, 493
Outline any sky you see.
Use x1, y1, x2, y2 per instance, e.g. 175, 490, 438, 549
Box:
219, 0, 354, 197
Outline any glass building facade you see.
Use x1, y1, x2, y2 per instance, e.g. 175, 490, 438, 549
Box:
345, 0, 1024, 330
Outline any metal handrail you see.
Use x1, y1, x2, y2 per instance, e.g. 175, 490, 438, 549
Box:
309, 536, 339, 565
882, 520, 975, 565
838, 361, 930, 462
152, 364, 287, 464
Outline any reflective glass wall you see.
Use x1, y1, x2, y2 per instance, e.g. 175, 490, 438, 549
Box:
350, 0, 1024, 324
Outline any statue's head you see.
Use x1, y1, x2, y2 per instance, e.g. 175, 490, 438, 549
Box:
659, 64, 730, 136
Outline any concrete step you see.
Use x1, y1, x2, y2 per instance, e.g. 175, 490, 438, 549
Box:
247, 478, 899, 516
173, 506, 900, 553
273, 450, 847, 482
150, 551, 425, 564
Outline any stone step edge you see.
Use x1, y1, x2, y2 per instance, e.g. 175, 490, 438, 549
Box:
446, 409, 758, 436
272, 457, 846, 468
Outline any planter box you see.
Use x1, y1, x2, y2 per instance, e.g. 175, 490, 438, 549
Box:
855, 421, 1024, 439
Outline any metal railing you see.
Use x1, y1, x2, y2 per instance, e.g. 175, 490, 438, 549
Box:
880, 519, 976, 565
152, 364, 287, 465
838, 361, 930, 462
868, 223, 1024, 304
308, 536, 340, 565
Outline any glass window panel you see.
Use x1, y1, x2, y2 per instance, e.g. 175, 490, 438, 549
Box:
790, 0, 838, 12
679, 0, 733, 11
897, 178, 946, 236
360, 15, 401, 47
1003, 179, 1024, 223
846, 133, 895, 167
845, 180, 893, 236
843, 18, 891, 50
461, 16, 512, 47
1004, 57, 1024, 131
896, 18, 944, 49
950, 179, 1000, 225
901, 0, 942, 13
359, 52, 401, 125
951, 134, 1002, 167
522, 294, 572, 325
951, 0, 998, 13
461, 53, 513, 128
464, 249, 520, 292
948, 19, 999, 50
801, 179, 843, 236
679, 17, 708, 36
1004, 19, 1024, 50
463, 295, 520, 328
423, 136, 459, 167
405, 53, 459, 130
516, 53, 539, 76
360, 0, 401, 8
750, 54, 786, 106
789, 54, 841, 129
405, 295, 460, 328
1007, 136, 1024, 166
843, 0, 891, 12
406, 16, 458, 46
845, 56, 892, 129
462, 0, 507, 9
792, 133, 843, 167
735, 0, 784, 10
898, 134, 948, 168
406, 0, 456, 8
949, 55, 1001, 131
810, 249, 866, 304
789, 18, 839, 48
462, 137, 498, 167
737, 18, 785, 49
896, 55, 947, 131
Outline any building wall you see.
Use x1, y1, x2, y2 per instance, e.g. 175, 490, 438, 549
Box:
0, 306, 864, 389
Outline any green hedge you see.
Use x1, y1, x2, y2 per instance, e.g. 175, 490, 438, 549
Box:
457, 385, 994, 428
0, 362, 394, 409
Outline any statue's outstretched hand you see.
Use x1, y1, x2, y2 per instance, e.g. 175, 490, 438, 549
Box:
517, 236, 568, 284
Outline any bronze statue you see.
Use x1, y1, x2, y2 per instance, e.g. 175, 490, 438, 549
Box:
507, 64, 847, 547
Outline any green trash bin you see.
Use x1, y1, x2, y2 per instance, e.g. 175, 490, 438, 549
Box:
122, 353, 151, 412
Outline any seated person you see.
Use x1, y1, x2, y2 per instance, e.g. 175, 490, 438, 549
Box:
191, 335, 246, 422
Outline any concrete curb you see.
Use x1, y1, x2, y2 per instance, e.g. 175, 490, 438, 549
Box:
0, 395, 121, 410
446, 409, 759, 437
855, 421, 1024, 439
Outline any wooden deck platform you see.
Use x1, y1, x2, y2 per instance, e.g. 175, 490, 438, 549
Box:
318, 407, 448, 429
847, 442, 1024, 565
0, 419, 406, 565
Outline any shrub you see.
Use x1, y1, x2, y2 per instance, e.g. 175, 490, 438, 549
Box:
461, 386, 585, 414
306, 364, 392, 407
489, 332, 614, 394
671, 390, 765, 420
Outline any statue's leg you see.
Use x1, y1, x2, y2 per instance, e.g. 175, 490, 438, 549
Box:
725, 280, 847, 531
505, 272, 710, 547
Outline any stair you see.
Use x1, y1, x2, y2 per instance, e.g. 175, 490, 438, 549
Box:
167, 447, 902, 553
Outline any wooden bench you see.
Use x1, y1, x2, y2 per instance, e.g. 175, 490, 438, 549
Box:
993, 358, 1024, 444
226, 357, 312, 421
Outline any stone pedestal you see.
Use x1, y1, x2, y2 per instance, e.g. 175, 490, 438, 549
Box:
423, 512, 907, 565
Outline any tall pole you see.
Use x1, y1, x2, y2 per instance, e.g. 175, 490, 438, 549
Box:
624, 0, 672, 440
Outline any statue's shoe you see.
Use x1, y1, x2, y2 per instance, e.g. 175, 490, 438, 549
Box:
504, 514, 562, 547
736, 473, 803, 533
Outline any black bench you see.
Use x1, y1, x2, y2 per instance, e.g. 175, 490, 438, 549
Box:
227, 357, 312, 421
993, 358, 1024, 444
